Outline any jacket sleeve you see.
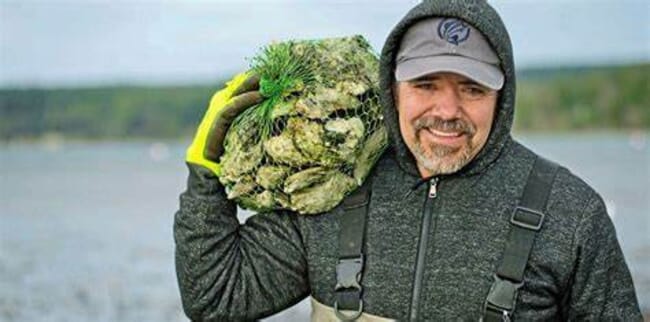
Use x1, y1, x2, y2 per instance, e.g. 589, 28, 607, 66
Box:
174, 164, 310, 321
563, 194, 642, 321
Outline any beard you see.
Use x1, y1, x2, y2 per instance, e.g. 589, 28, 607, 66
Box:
410, 116, 477, 176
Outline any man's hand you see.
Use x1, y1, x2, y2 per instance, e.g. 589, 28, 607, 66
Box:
186, 71, 262, 175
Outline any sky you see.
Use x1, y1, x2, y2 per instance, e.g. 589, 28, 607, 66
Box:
0, 0, 648, 87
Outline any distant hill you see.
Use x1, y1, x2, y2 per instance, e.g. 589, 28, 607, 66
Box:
516, 63, 647, 80
0, 64, 648, 141
514, 63, 649, 131
0, 84, 219, 140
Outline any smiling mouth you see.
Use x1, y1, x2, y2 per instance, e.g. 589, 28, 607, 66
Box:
420, 128, 468, 146
427, 128, 463, 138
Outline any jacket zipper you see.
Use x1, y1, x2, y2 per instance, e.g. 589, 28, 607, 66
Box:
409, 177, 438, 321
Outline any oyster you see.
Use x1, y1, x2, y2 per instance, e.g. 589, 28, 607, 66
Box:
290, 171, 357, 214
283, 167, 330, 194
295, 87, 360, 119
271, 97, 299, 119
238, 190, 275, 212
353, 125, 388, 184
274, 191, 292, 209
287, 117, 328, 161
264, 130, 310, 167
336, 80, 369, 96
324, 117, 365, 163
225, 176, 257, 200
256, 165, 290, 190
219, 142, 263, 185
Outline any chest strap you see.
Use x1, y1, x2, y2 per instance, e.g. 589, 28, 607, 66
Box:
334, 180, 372, 321
482, 156, 559, 322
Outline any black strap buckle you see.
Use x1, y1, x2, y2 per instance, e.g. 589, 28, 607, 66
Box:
334, 256, 364, 321
335, 256, 364, 291
482, 274, 523, 321
510, 206, 545, 231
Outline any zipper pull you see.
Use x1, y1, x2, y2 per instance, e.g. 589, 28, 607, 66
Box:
428, 178, 438, 198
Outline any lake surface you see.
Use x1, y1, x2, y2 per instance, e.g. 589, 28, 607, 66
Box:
1, 133, 648, 321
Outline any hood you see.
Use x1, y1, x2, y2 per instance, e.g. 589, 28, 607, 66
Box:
379, 0, 516, 178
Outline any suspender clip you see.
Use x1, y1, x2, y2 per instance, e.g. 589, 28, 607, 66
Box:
334, 256, 364, 321
335, 256, 364, 291
482, 274, 523, 321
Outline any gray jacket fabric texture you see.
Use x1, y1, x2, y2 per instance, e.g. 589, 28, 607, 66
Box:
174, 0, 642, 321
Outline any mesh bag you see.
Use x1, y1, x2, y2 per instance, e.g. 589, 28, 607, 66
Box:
219, 35, 388, 215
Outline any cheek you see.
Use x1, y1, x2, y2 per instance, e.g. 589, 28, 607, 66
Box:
396, 105, 421, 151
397, 105, 415, 142
396, 91, 426, 126
470, 99, 498, 145
395, 88, 416, 135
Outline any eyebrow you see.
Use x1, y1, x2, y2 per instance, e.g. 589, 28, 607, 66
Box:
410, 75, 440, 82
459, 79, 482, 86
408, 75, 491, 89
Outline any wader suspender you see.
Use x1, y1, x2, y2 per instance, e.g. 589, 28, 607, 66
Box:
334, 180, 372, 321
482, 157, 559, 322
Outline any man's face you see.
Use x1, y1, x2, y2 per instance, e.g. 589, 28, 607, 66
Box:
395, 72, 498, 177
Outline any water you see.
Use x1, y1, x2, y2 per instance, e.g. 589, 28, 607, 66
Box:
1, 133, 648, 321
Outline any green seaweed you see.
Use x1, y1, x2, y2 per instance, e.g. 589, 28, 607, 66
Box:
231, 42, 316, 142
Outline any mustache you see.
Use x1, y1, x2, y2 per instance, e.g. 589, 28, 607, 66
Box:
413, 116, 475, 135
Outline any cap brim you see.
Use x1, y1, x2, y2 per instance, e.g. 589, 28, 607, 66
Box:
395, 55, 504, 90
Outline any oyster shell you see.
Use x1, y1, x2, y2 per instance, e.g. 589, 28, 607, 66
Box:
283, 167, 330, 194
295, 87, 360, 119
271, 97, 299, 119
287, 117, 328, 162
256, 165, 290, 190
219, 142, 263, 185
353, 125, 388, 184
336, 80, 369, 96
225, 176, 257, 200
290, 171, 357, 214
238, 190, 275, 212
274, 191, 292, 209
324, 117, 365, 163
263, 130, 310, 167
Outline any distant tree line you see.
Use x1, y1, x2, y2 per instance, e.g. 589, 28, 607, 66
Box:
0, 64, 648, 141
0, 84, 218, 140
514, 63, 649, 131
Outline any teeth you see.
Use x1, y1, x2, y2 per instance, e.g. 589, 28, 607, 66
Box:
429, 129, 461, 137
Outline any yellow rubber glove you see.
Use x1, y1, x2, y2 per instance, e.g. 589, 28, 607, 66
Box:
186, 71, 262, 176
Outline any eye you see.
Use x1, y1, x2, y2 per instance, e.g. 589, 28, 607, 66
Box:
411, 81, 437, 91
460, 85, 489, 100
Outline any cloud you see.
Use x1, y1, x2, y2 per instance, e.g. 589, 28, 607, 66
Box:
1, 0, 647, 87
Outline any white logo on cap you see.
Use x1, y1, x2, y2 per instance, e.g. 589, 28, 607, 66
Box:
437, 18, 471, 46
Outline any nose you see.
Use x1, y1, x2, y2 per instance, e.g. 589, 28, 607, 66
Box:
433, 86, 462, 120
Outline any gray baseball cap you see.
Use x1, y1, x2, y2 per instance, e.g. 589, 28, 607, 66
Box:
395, 17, 504, 90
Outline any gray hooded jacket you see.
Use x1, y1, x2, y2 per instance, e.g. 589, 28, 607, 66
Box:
174, 0, 642, 320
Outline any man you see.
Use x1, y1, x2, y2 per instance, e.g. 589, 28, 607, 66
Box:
175, 0, 642, 320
